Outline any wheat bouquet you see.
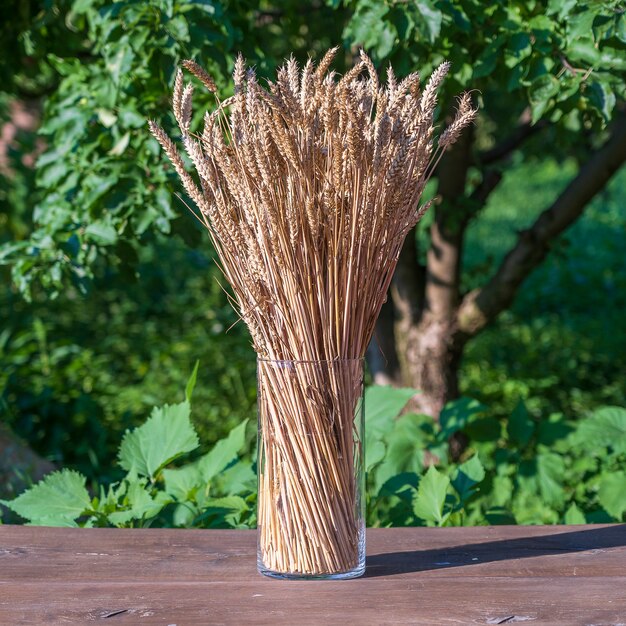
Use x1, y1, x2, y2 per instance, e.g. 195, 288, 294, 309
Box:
149, 48, 475, 578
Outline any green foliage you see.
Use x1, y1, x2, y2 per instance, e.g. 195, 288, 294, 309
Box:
0, 0, 346, 297
2, 368, 254, 528
340, 0, 625, 127
3, 469, 91, 526
365, 387, 626, 527
118, 401, 199, 480
4, 383, 625, 529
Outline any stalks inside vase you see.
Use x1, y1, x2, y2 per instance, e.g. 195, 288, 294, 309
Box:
257, 359, 364, 576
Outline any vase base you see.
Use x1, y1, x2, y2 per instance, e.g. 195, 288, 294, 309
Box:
257, 560, 366, 580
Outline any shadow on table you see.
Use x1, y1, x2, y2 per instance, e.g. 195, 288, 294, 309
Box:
365, 525, 626, 578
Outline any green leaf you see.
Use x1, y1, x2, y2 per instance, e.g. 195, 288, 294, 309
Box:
344, 1, 389, 51
536, 452, 566, 507
568, 38, 601, 65
439, 397, 486, 440
364, 385, 417, 471
587, 79, 616, 123
364, 385, 419, 444
374, 413, 430, 489
547, 0, 576, 19
3, 469, 91, 524
505, 32, 532, 68
529, 74, 559, 122
415, 0, 442, 43
529, 74, 559, 104
185, 360, 200, 402
108, 131, 130, 156
575, 406, 626, 454
118, 401, 200, 479
367, 439, 386, 472
508, 400, 534, 447
105, 43, 134, 87
413, 465, 450, 525
377, 471, 419, 499
567, 10, 595, 42
451, 454, 485, 504
163, 464, 202, 500
107, 479, 172, 525
197, 419, 249, 481
214, 461, 256, 495
96, 108, 118, 128
365, 385, 417, 440
485, 506, 517, 525
564, 502, 586, 525
196, 496, 248, 528
598, 472, 626, 520
84, 221, 118, 246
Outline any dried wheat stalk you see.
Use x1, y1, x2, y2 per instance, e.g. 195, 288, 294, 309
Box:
149, 48, 476, 576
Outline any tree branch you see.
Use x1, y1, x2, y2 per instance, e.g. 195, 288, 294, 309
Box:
458, 111, 626, 337
480, 109, 548, 165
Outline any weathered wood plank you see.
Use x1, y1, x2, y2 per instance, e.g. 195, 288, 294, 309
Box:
0, 525, 624, 625
1, 525, 624, 581
1, 578, 625, 625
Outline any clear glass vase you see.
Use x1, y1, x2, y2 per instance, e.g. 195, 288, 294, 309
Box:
256, 358, 365, 580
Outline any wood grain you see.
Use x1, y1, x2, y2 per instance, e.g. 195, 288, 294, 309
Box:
1, 524, 625, 625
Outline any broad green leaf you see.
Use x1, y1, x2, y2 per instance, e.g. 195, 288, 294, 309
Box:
163, 464, 202, 500
439, 397, 486, 440
485, 506, 517, 525
365, 385, 417, 440
373, 413, 430, 490
196, 496, 248, 528
529, 74, 559, 105
504, 32, 532, 68
364, 385, 417, 472
452, 454, 485, 503
413, 465, 450, 524
492, 475, 514, 507
366, 439, 386, 472
564, 502, 586, 525
587, 80, 616, 123
344, 1, 389, 52
415, 0, 442, 43
537, 452, 566, 507
597, 472, 626, 520
118, 401, 200, 479
568, 38, 601, 65
575, 407, 626, 454
567, 11, 595, 42
105, 42, 134, 86
214, 461, 256, 495
197, 419, 248, 481
2, 469, 91, 524
84, 221, 118, 246
508, 401, 534, 447
377, 471, 419, 499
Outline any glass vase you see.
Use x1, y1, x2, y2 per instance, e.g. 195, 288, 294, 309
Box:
256, 357, 365, 580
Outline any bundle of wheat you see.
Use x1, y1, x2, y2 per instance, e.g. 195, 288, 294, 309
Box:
149, 48, 476, 577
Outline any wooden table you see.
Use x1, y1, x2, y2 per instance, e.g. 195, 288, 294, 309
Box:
1, 524, 625, 625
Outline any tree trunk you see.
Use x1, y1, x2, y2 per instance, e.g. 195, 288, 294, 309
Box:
367, 110, 626, 419
400, 312, 464, 417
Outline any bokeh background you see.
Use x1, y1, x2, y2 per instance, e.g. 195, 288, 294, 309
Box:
1, 0, 624, 524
